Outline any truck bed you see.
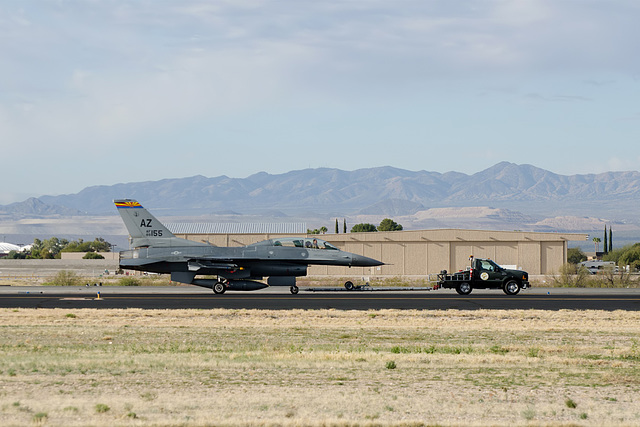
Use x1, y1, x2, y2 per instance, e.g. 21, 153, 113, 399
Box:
436, 271, 471, 283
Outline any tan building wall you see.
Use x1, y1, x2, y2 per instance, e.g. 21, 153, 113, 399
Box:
175, 229, 587, 276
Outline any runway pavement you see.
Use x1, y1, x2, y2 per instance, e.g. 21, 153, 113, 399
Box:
1, 285, 639, 310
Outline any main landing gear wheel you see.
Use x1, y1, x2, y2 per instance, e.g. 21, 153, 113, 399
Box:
344, 281, 354, 291
213, 281, 226, 295
455, 282, 472, 295
290, 285, 299, 294
503, 280, 521, 295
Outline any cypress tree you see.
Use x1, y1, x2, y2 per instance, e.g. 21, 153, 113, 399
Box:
343, 219, 347, 234
335, 219, 339, 234
609, 227, 613, 252
604, 225, 608, 254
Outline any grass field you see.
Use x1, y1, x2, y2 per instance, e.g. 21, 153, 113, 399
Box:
1, 308, 640, 426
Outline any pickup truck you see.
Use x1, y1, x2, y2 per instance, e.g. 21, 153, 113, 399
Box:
436, 256, 529, 295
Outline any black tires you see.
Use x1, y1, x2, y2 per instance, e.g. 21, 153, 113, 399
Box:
213, 281, 226, 294
455, 282, 472, 295
503, 280, 521, 295
344, 281, 354, 291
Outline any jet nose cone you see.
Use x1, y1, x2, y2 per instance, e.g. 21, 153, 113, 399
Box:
351, 254, 384, 267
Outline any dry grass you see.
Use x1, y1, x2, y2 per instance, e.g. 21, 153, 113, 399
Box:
4, 272, 636, 288
1, 309, 640, 426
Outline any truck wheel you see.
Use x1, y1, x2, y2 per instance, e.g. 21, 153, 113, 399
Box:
503, 280, 520, 295
344, 281, 354, 291
456, 282, 472, 295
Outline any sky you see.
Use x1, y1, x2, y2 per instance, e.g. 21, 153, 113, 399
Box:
1, 0, 640, 204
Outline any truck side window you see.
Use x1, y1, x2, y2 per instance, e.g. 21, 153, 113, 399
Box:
481, 261, 494, 271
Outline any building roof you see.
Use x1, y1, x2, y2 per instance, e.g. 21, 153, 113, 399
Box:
323, 228, 588, 243
166, 223, 308, 235
0, 242, 22, 253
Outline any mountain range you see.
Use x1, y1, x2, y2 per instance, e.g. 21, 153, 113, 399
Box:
1, 162, 639, 236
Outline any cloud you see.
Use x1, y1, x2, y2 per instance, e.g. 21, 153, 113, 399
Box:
605, 156, 640, 173
1, 1, 640, 201
522, 93, 592, 103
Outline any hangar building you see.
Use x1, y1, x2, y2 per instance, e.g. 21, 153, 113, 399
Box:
169, 225, 587, 276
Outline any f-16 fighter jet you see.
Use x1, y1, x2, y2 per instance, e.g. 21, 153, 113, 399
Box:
114, 199, 383, 294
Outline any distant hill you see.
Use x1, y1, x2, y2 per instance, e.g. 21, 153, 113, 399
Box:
0, 197, 84, 218
2, 162, 640, 223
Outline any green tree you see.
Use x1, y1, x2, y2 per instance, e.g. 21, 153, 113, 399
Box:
378, 218, 403, 231
23, 237, 114, 259
6, 250, 27, 259
351, 223, 378, 233
29, 238, 44, 259
63, 237, 111, 253
609, 227, 613, 252
619, 244, 640, 269
307, 227, 328, 235
603, 244, 629, 263
83, 252, 105, 259
593, 237, 601, 253
42, 237, 66, 259
343, 219, 347, 234
603, 225, 608, 254
567, 247, 587, 264
26, 237, 69, 259
335, 219, 339, 234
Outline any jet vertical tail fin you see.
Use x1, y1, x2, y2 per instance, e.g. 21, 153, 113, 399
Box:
114, 199, 205, 248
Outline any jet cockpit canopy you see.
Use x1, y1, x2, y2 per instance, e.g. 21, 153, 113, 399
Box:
251, 237, 339, 250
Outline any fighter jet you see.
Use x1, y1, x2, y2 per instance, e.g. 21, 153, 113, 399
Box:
114, 199, 383, 294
